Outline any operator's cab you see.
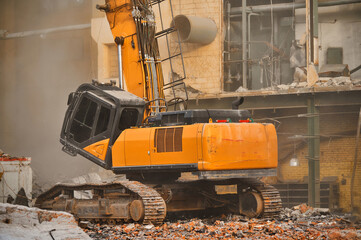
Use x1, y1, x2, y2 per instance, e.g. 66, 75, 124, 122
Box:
60, 83, 145, 169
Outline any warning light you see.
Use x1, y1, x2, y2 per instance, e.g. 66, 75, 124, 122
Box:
216, 119, 229, 123
239, 119, 251, 123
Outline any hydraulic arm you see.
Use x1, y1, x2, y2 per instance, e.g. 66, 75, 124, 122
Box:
98, 0, 165, 117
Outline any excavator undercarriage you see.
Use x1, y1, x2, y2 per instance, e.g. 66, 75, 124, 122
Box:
35, 178, 282, 225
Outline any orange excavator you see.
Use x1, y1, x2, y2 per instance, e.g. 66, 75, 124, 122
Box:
36, 0, 281, 224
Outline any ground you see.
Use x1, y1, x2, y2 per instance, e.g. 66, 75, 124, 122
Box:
82, 205, 361, 239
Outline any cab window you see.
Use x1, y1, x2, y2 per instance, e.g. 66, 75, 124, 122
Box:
70, 97, 97, 143
118, 108, 139, 131
95, 106, 110, 135
69, 96, 111, 143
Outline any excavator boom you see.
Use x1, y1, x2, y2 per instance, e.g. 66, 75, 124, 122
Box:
98, 0, 165, 117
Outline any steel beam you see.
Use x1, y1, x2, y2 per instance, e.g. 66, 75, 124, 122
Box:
242, 0, 247, 89
307, 97, 320, 207
188, 91, 361, 110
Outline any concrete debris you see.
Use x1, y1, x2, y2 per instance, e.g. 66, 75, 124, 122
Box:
319, 64, 350, 78
293, 67, 307, 83
274, 76, 359, 91
277, 84, 290, 90
81, 205, 360, 239
0, 203, 90, 240
235, 86, 248, 92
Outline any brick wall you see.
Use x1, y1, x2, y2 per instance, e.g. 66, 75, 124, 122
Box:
170, 0, 223, 94
257, 106, 361, 212
279, 137, 361, 212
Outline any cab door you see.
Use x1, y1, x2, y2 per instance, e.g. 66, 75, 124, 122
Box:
65, 93, 115, 168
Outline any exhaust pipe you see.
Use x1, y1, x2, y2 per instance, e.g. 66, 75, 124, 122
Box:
172, 15, 217, 45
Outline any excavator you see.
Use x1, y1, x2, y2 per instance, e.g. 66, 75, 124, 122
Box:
36, 0, 282, 225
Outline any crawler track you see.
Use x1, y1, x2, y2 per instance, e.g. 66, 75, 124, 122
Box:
251, 181, 283, 218
35, 180, 166, 225
36, 178, 282, 224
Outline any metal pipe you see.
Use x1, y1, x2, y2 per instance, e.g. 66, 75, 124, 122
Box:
242, 0, 247, 89
230, 0, 361, 14
150, 58, 160, 113
115, 37, 125, 90
247, 13, 259, 61
227, 2, 232, 86
117, 44, 124, 89
0, 23, 90, 40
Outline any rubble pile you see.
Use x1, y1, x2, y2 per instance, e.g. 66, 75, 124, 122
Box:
82, 205, 361, 239
0, 203, 90, 240
276, 77, 361, 91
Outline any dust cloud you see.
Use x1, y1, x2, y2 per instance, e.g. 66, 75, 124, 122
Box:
0, 0, 102, 189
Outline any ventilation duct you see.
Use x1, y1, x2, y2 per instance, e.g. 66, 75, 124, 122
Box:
172, 15, 217, 45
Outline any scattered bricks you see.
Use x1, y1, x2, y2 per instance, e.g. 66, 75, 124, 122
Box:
328, 230, 343, 240
297, 203, 310, 213
81, 210, 361, 239
344, 231, 359, 240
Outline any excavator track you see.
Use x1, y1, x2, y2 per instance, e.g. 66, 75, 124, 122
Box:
36, 178, 282, 225
239, 178, 282, 218
254, 184, 282, 218
35, 180, 166, 225
120, 181, 166, 225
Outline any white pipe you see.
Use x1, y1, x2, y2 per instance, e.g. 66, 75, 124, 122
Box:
117, 44, 124, 90
1, 23, 91, 40
230, 0, 361, 14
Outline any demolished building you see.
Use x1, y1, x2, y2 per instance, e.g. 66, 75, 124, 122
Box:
91, 0, 361, 215
0, 0, 360, 218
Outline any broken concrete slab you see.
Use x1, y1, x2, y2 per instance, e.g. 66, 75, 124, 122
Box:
319, 64, 350, 77
0, 203, 90, 240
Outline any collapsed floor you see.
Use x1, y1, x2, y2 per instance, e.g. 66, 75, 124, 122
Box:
81, 204, 361, 239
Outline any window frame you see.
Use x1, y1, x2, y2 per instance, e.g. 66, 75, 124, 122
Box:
67, 92, 115, 147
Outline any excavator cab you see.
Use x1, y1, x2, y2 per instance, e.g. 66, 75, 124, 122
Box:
60, 83, 145, 169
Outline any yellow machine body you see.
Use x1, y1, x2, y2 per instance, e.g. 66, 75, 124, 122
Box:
110, 123, 277, 171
